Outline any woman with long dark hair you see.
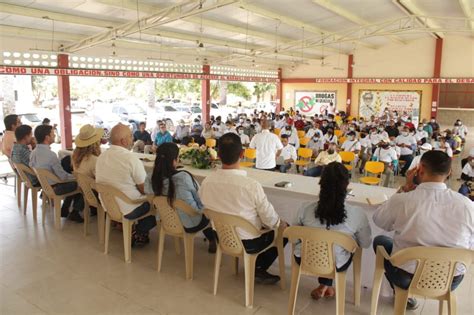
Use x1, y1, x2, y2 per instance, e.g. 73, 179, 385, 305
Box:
144, 142, 217, 252
294, 162, 371, 299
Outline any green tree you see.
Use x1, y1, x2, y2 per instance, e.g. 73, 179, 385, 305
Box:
155, 79, 186, 99
227, 82, 251, 100
253, 83, 276, 102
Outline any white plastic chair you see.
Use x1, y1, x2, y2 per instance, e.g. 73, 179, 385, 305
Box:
154, 196, 207, 280
204, 208, 286, 308
371, 246, 474, 315
284, 226, 362, 315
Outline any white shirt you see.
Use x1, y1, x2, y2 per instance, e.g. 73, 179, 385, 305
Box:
307, 137, 325, 151
415, 130, 428, 142
280, 127, 300, 148
223, 127, 238, 135
373, 147, 398, 163
341, 139, 361, 152
457, 125, 468, 138
96, 145, 147, 215
274, 119, 286, 129
373, 182, 474, 274
279, 144, 297, 162
239, 133, 250, 146
212, 123, 225, 138
462, 163, 474, 177
408, 151, 428, 170
369, 133, 382, 146
199, 169, 280, 239
249, 130, 283, 169
435, 142, 453, 157
396, 134, 417, 155
359, 137, 372, 152
323, 134, 338, 145
305, 128, 323, 139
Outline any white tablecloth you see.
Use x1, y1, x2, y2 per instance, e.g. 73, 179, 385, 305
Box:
139, 153, 396, 292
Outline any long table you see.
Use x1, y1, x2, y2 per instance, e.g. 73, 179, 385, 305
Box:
138, 153, 396, 293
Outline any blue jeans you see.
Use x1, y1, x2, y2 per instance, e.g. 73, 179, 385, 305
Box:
373, 235, 464, 290
53, 181, 84, 213
304, 166, 323, 177
279, 163, 292, 173
399, 154, 413, 175
123, 202, 156, 235
458, 183, 471, 197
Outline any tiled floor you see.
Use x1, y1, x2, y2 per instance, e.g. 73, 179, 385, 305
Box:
1, 141, 473, 315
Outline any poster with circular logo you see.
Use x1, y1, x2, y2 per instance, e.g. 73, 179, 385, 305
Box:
295, 91, 336, 116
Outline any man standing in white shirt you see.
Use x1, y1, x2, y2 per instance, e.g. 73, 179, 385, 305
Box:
96, 123, 156, 247
200, 133, 288, 284
277, 134, 297, 173
373, 151, 474, 310
395, 126, 417, 176
250, 119, 283, 171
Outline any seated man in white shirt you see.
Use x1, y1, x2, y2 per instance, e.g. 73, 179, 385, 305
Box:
237, 125, 250, 147
249, 119, 283, 171
303, 143, 342, 177
340, 131, 361, 154
96, 123, 157, 247
395, 126, 417, 176
280, 123, 300, 148
459, 152, 474, 198
200, 133, 289, 284
373, 151, 474, 310
277, 134, 297, 173
358, 132, 372, 174
305, 121, 324, 140
415, 123, 428, 145
372, 141, 398, 187
307, 132, 325, 157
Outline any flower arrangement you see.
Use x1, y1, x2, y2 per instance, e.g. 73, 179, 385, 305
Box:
179, 144, 218, 169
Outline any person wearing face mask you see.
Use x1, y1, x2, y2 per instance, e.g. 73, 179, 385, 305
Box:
358, 132, 372, 174
154, 123, 173, 148
280, 123, 300, 148
223, 121, 237, 135
454, 119, 468, 141
212, 117, 225, 139
96, 123, 157, 247
378, 125, 389, 140
421, 119, 433, 139
461, 148, 474, 169
320, 120, 329, 134
415, 123, 428, 145
340, 131, 361, 154
307, 132, 325, 157
459, 150, 474, 199
303, 143, 341, 177
237, 126, 250, 147
395, 127, 417, 176
372, 140, 398, 187
173, 119, 190, 143
294, 115, 305, 130
429, 117, 440, 138
276, 134, 297, 173
201, 122, 215, 140
305, 121, 324, 140
435, 136, 453, 158
408, 143, 432, 170
385, 120, 399, 138
323, 128, 338, 147
369, 127, 382, 152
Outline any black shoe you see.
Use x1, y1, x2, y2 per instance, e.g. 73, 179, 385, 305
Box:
406, 298, 419, 310
131, 233, 150, 248
68, 210, 84, 223
61, 207, 69, 218
208, 240, 217, 254
255, 269, 280, 285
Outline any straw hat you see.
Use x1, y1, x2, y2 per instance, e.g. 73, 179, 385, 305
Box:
75, 124, 104, 148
